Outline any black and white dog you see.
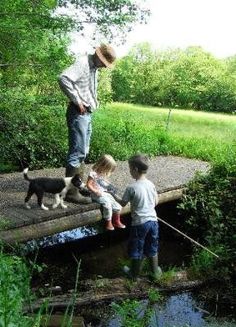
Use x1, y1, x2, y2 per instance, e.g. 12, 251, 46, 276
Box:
23, 168, 86, 210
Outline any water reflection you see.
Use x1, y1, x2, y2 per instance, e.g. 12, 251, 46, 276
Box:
153, 292, 205, 327
107, 292, 236, 327
24, 224, 101, 252
108, 292, 205, 327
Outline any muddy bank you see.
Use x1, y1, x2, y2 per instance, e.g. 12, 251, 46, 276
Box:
27, 273, 204, 312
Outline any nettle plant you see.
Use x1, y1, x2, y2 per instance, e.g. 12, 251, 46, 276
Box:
178, 158, 236, 279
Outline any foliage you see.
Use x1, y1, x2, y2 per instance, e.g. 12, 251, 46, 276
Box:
89, 105, 165, 163
1, 101, 235, 171
97, 69, 114, 105
0, 250, 34, 326
0, 90, 67, 170
0, 246, 82, 326
111, 44, 236, 113
57, 0, 150, 40
153, 268, 178, 287
225, 55, 236, 79
0, 0, 149, 171
89, 103, 235, 164
178, 158, 236, 279
112, 299, 151, 327
112, 289, 162, 327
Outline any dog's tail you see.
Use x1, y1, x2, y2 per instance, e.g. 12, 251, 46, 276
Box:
23, 168, 32, 182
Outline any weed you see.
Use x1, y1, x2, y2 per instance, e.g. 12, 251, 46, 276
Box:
0, 217, 10, 230
111, 288, 163, 327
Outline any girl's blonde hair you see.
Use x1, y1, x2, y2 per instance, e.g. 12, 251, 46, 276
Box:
92, 154, 117, 175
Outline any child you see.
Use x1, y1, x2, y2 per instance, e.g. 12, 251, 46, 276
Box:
87, 154, 126, 231
112, 153, 161, 280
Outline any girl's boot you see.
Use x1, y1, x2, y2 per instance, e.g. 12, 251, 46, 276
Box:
105, 219, 114, 231
112, 213, 126, 229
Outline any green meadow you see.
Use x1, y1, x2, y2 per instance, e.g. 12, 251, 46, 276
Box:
91, 102, 236, 165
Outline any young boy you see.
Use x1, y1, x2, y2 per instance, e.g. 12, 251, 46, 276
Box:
113, 153, 162, 280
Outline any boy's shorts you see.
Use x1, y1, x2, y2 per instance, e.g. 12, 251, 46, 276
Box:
128, 220, 159, 259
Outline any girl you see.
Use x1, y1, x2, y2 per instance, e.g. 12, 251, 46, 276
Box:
86, 154, 126, 231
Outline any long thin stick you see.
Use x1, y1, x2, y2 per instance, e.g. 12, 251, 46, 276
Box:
157, 217, 219, 258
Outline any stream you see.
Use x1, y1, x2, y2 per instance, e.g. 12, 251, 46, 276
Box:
23, 201, 236, 327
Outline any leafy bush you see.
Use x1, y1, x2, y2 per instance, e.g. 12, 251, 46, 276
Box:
0, 89, 67, 170
89, 107, 168, 163
0, 250, 33, 326
178, 157, 236, 279
0, 67, 113, 171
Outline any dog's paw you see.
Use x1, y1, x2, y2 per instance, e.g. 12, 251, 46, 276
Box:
61, 204, 68, 209
52, 204, 58, 209
41, 204, 49, 210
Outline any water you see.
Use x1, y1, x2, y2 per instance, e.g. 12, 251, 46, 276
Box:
24, 225, 100, 251
23, 202, 236, 327
105, 292, 236, 327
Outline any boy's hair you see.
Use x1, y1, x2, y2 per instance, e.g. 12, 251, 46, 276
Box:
128, 154, 149, 173
92, 154, 117, 175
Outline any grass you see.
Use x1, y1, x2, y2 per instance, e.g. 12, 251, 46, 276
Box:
0, 248, 82, 326
1, 102, 235, 172
91, 102, 236, 165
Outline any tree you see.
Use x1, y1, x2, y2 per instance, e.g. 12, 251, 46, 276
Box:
111, 44, 236, 112
0, 0, 150, 171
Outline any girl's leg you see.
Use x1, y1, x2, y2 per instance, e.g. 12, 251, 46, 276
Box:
105, 193, 125, 228
94, 194, 114, 230
112, 212, 126, 228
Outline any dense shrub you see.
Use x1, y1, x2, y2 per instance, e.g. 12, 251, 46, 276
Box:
0, 89, 68, 170
0, 68, 113, 171
88, 105, 169, 163
0, 250, 33, 326
178, 157, 236, 279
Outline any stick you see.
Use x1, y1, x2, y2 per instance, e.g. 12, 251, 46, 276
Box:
157, 217, 219, 258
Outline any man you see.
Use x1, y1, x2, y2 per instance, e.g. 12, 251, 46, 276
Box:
59, 44, 116, 203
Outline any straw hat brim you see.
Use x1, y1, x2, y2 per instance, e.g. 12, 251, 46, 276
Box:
95, 47, 113, 68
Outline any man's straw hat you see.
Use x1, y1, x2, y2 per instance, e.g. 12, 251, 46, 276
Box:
95, 44, 116, 68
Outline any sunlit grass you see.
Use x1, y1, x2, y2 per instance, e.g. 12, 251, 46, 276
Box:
91, 102, 235, 164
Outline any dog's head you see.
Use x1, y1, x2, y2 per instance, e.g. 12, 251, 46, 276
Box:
71, 174, 85, 189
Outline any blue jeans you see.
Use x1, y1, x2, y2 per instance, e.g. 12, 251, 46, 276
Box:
128, 221, 159, 259
66, 103, 92, 167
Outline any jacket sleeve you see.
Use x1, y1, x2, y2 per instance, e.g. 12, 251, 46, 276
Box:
58, 75, 82, 106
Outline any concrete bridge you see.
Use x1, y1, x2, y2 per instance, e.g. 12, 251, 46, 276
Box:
0, 156, 209, 244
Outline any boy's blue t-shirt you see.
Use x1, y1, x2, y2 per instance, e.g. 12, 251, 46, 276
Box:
122, 178, 158, 226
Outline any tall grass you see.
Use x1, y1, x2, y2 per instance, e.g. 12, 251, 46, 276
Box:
0, 250, 33, 326
0, 247, 81, 326
90, 102, 236, 165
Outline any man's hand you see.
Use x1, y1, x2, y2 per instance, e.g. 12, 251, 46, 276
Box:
78, 103, 86, 115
